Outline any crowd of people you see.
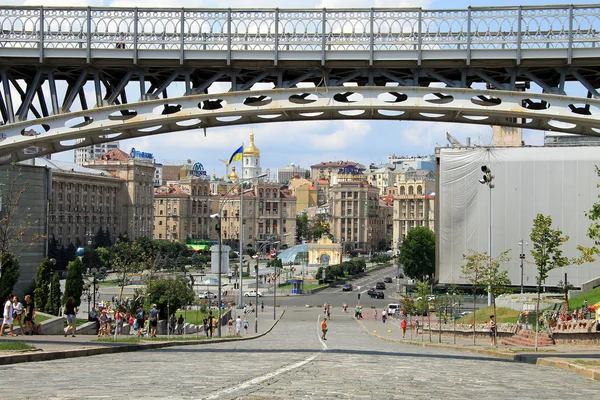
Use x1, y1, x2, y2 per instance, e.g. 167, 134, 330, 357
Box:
0, 294, 43, 336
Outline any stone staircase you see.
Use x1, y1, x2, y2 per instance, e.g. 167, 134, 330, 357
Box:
501, 329, 555, 347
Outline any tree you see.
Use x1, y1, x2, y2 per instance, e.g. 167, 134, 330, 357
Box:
414, 280, 432, 341
48, 273, 62, 315
33, 258, 52, 313
461, 250, 488, 345
529, 213, 570, 348
63, 257, 85, 307
310, 214, 331, 241
398, 227, 435, 281
296, 214, 309, 243
110, 239, 143, 301
145, 276, 195, 319
0, 253, 19, 311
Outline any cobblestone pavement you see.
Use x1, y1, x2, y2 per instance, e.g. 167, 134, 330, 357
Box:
5, 309, 599, 399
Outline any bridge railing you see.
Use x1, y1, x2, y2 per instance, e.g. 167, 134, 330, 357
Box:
0, 5, 599, 59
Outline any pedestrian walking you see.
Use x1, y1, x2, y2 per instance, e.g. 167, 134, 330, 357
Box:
12, 296, 24, 334
148, 304, 159, 338
235, 316, 242, 335
489, 315, 497, 346
177, 314, 185, 335
114, 309, 124, 335
23, 295, 34, 335
343, 303, 348, 313
64, 296, 77, 337
414, 319, 420, 336
243, 317, 249, 334
203, 318, 209, 337
207, 311, 214, 337
227, 317, 233, 335
0, 294, 15, 336
401, 319, 407, 338
321, 317, 328, 340
373, 309, 378, 321
381, 310, 387, 323
135, 307, 145, 337
261, 301, 264, 312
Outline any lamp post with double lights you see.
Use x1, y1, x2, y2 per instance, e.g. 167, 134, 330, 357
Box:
519, 239, 528, 294
217, 173, 267, 308
479, 165, 494, 307
211, 173, 266, 336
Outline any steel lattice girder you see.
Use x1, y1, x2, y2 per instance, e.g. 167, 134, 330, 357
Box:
2, 65, 600, 127
0, 86, 599, 164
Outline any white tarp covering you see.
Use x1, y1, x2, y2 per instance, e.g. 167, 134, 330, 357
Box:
437, 146, 600, 288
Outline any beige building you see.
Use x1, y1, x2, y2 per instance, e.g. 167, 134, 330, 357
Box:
288, 176, 317, 212
84, 148, 155, 240
43, 159, 125, 247
153, 176, 211, 242
210, 181, 297, 253
329, 180, 386, 254
310, 161, 364, 183
392, 169, 436, 253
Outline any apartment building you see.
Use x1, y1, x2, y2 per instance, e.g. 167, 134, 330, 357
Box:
329, 180, 385, 253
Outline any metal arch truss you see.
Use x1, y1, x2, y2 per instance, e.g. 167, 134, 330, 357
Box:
1, 86, 600, 164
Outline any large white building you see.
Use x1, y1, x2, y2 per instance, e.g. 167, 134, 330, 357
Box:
435, 146, 600, 289
74, 140, 120, 165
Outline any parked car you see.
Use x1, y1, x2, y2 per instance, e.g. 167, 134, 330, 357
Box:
245, 290, 263, 297
383, 276, 393, 283
198, 291, 217, 299
375, 282, 386, 290
367, 288, 384, 299
342, 284, 353, 291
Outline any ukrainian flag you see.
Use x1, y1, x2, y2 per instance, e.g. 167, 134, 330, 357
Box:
228, 145, 244, 164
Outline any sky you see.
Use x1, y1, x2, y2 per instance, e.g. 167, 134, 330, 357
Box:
5, 0, 595, 177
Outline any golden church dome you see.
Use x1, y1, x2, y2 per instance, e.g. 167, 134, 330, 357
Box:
227, 165, 239, 182
244, 133, 260, 157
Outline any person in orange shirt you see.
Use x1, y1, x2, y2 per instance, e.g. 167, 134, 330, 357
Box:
321, 317, 328, 340
401, 319, 407, 338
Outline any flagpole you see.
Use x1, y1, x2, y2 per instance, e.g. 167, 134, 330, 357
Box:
239, 142, 244, 309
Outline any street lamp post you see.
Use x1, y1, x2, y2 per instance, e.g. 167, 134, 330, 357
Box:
83, 284, 91, 315
90, 267, 98, 310
211, 213, 223, 338
48, 258, 57, 315
479, 165, 494, 307
254, 258, 259, 333
519, 239, 528, 294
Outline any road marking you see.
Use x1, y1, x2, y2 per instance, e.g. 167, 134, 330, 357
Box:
205, 317, 326, 400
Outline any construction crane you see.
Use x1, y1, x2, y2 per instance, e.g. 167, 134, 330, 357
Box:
218, 158, 229, 177
445, 131, 465, 147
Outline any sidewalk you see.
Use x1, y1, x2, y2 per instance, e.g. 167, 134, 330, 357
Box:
0, 309, 281, 366
357, 315, 600, 381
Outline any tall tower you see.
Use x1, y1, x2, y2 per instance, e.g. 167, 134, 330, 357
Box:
243, 133, 263, 179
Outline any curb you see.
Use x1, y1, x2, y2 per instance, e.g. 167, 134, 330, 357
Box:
0, 310, 285, 366
355, 318, 600, 381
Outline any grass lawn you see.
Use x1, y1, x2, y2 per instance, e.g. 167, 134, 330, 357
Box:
568, 286, 600, 310
173, 309, 215, 326
572, 360, 600, 367
96, 279, 121, 287
0, 341, 36, 351
455, 306, 520, 324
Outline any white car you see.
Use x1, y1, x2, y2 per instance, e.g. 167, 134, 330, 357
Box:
245, 290, 263, 297
198, 291, 217, 299
387, 303, 401, 316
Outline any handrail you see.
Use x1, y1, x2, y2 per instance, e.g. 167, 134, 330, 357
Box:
0, 5, 598, 62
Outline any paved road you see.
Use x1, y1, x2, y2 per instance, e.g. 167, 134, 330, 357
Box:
4, 308, 598, 399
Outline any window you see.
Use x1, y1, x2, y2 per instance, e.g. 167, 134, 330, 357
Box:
159, 221, 163, 225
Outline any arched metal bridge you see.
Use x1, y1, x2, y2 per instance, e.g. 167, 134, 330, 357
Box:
1, 5, 600, 163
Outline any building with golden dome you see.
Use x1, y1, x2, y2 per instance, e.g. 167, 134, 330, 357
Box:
242, 133, 263, 180
228, 165, 239, 182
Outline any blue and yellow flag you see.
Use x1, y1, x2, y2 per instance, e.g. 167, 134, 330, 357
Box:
228, 145, 243, 164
